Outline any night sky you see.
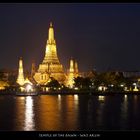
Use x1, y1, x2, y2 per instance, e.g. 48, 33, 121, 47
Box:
0, 3, 140, 72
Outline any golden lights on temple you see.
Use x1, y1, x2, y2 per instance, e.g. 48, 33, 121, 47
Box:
16, 22, 79, 87
66, 58, 79, 88
16, 57, 35, 92
16, 57, 25, 86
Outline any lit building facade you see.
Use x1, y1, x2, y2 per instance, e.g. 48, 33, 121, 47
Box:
34, 23, 66, 85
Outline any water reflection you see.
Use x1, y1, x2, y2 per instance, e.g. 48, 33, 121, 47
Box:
124, 94, 128, 101
24, 96, 35, 131
87, 97, 94, 129
74, 94, 79, 110
87, 97, 93, 112
58, 94, 61, 110
97, 96, 105, 128
2, 94, 140, 131
58, 94, 61, 100
64, 95, 79, 130
38, 95, 62, 130
14, 96, 35, 131
120, 94, 128, 129
14, 97, 26, 130
133, 95, 138, 116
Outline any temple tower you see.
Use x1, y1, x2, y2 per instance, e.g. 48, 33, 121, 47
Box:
34, 22, 66, 85
66, 58, 79, 88
74, 61, 79, 77
16, 57, 25, 86
70, 59, 74, 73
43, 22, 58, 64
31, 62, 36, 77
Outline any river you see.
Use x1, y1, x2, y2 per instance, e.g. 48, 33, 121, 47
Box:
0, 94, 140, 131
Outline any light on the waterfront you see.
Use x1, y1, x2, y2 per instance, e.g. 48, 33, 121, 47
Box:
133, 83, 136, 86
98, 86, 107, 91
120, 84, 124, 87
74, 87, 79, 90
133, 86, 139, 91
98, 96, 105, 101
124, 86, 129, 91
25, 84, 33, 92
98, 86, 102, 91
46, 87, 49, 91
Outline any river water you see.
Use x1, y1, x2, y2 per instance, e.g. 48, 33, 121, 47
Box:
0, 94, 140, 131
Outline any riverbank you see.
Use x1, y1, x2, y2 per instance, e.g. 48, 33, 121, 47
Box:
39, 91, 140, 96
0, 90, 140, 96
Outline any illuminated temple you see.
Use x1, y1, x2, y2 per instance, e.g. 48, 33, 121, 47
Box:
34, 23, 66, 85
16, 57, 25, 86
17, 57, 32, 86
66, 58, 79, 87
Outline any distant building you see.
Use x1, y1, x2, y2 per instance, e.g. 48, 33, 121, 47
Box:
0, 69, 17, 82
79, 70, 96, 78
0, 69, 15, 90
122, 71, 140, 78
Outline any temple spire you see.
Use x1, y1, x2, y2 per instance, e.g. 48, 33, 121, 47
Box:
75, 61, 79, 74
34, 22, 66, 85
31, 61, 36, 77
70, 58, 74, 73
50, 22, 52, 27
44, 22, 58, 63
48, 22, 54, 41
16, 57, 25, 86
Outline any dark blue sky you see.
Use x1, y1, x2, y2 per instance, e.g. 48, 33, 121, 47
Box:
0, 3, 140, 72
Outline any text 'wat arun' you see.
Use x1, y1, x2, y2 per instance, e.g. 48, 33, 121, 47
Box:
34, 23, 66, 85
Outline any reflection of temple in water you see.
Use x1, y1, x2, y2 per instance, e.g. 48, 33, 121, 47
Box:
14, 97, 35, 131
120, 95, 128, 129
37, 95, 79, 130
14, 97, 25, 130
96, 96, 105, 129
86, 96, 105, 130
24, 96, 35, 130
